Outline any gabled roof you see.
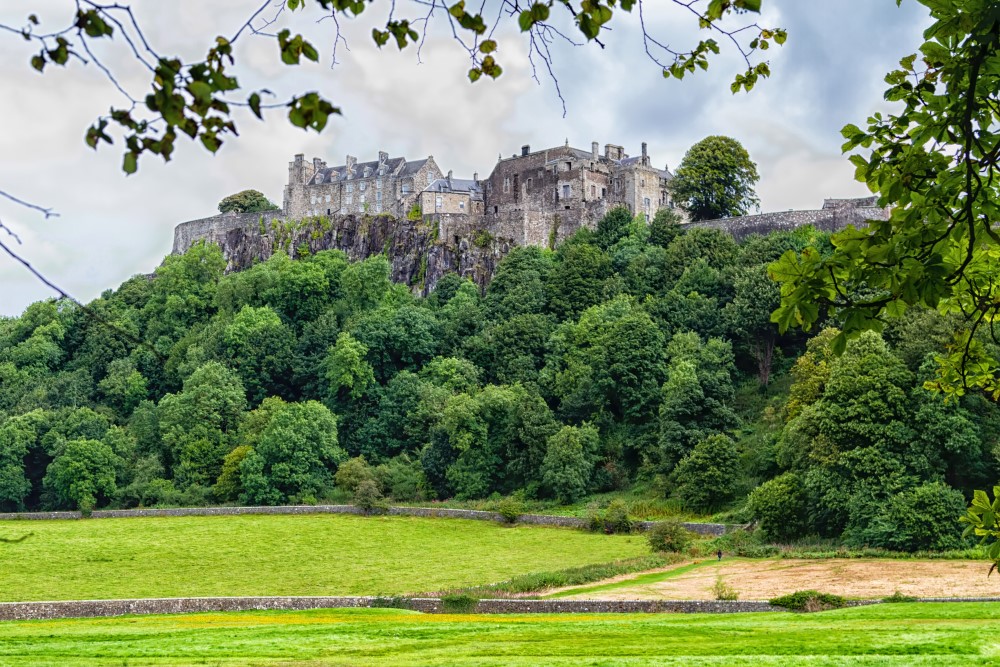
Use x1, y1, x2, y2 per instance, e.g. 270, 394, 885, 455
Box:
309, 156, 415, 185
425, 177, 482, 194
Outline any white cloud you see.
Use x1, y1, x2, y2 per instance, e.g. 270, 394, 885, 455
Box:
0, 1, 930, 315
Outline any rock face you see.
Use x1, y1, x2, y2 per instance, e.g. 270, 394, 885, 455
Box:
173, 212, 513, 295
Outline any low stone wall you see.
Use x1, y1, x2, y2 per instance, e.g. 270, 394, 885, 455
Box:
0, 505, 732, 536
0, 596, 785, 621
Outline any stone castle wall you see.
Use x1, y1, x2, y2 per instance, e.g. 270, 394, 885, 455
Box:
686, 202, 887, 241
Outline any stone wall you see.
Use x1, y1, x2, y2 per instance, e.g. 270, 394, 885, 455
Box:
0, 504, 733, 536
0, 596, 792, 621
686, 204, 888, 241
172, 209, 286, 255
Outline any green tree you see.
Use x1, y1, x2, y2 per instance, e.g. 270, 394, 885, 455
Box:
594, 207, 634, 250
323, 332, 376, 402
672, 434, 739, 513
43, 438, 119, 511
239, 400, 345, 505
746, 472, 809, 542
217, 189, 279, 214
669, 136, 760, 221
547, 242, 612, 320
223, 305, 295, 405
541, 424, 599, 503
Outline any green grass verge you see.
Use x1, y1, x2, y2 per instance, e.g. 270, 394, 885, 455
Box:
0, 603, 997, 665
0, 514, 646, 602
543, 559, 716, 598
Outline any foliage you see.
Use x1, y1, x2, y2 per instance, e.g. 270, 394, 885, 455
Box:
587, 498, 633, 534
541, 425, 599, 503
961, 486, 1000, 573
646, 520, 694, 554
455, 555, 670, 597
496, 496, 525, 523
439, 593, 479, 613
217, 190, 279, 214
335, 456, 376, 494
672, 434, 739, 513
746, 472, 808, 542
353, 479, 389, 514
712, 577, 739, 601
854, 482, 967, 552
769, 0, 1000, 397
42, 438, 119, 511
769, 590, 845, 612
669, 136, 760, 221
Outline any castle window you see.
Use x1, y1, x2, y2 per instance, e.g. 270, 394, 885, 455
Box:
602, 187, 607, 198
360, 182, 367, 192
346, 195, 353, 205
503, 177, 510, 194
436, 195, 443, 210
527, 178, 532, 190
376, 177, 382, 189
641, 179, 645, 187
565, 161, 571, 171
315, 174, 325, 184
459, 201, 465, 210
402, 182, 412, 194
562, 184, 570, 199
347, 183, 354, 193
494, 206, 498, 214
644, 197, 651, 210
591, 185, 596, 198
310, 196, 317, 205
326, 194, 331, 203
376, 192, 383, 204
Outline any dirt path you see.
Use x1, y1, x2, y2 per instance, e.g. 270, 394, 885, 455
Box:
555, 559, 1000, 600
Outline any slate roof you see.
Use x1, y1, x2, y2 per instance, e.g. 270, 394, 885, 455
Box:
309, 156, 428, 185
425, 178, 482, 194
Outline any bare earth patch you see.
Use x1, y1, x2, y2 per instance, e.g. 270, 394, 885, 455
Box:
557, 559, 1000, 600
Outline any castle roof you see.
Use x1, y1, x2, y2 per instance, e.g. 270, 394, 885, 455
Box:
309, 156, 431, 185
425, 177, 484, 200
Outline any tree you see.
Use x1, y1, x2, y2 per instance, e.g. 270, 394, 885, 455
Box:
769, 1, 1000, 398
239, 400, 345, 505
672, 434, 739, 512
3, 3, 781, 182
217, 190, 279, 214
746, 472, 808, 542
43, 438, 119, 511
541, 424, 599, 503
669, 136, 760, 221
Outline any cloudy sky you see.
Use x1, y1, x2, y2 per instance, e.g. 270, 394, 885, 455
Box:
0, 1, 929, 316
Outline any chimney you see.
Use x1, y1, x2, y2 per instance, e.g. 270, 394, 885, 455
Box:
313, 157, 325, 172
592, 142, 599, 160
473, 171, 479, 183
378, 150, 388, 164
346, 155, 356, 178
641, 142, 647, 160
447, 169, 453, 186
521, 144, 530, 157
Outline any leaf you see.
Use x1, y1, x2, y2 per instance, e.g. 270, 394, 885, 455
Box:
479, 40, 497, 54
248, 92, 262, 119
123, 152, 138, 175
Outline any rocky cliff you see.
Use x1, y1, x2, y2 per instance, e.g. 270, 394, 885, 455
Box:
172, 212, 512, 295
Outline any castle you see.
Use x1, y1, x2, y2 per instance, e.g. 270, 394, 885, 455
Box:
171, 139, 889, 294
281, 139, 680, 247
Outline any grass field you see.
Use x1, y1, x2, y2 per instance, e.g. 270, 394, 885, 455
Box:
0, 514, 646, 601
0, 603, 996, 665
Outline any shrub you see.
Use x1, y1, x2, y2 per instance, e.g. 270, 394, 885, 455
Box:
883, 590, 917, 603
440, 593, 478, 613
374, 455, 426, 502
541, 425, 598, 504
769, 590, 845, 612
647, 520, 694, 553
851, 482, 967, 552
712, 577, 739, 601
587, 499, 634, 534
335, 456, 377, 495
746, 472, 808, 542
354, 479, 388, 515
496, 496, 525, 524
218, 189, 279, 214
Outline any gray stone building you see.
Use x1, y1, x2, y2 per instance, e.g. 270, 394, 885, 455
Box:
480, 141, 680, 246
284, 152, 444, 219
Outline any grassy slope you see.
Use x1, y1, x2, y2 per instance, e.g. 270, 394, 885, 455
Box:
0, 603, 996, 666
0, 514, 646, 601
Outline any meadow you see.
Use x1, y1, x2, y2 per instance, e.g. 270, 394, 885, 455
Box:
0, 603, 996, 665
0, 514, 646, 601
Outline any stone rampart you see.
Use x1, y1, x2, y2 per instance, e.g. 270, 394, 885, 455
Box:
0, 504, 732, 536
172, 210, 285, 255
686, 205, 888, 241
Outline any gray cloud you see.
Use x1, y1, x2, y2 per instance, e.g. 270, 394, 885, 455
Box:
0, 1, 931, 315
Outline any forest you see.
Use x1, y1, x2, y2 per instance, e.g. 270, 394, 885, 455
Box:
1, 207, 995, 551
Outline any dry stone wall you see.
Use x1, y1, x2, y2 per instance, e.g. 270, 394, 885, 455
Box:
0, 504, 732, 536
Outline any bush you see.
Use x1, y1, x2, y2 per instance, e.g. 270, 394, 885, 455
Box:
218, 189, 279, 214
647, 520, 694, 553
851, 482, 967, 552
336, 456, 377, 495
440, 593, 479, 613
712, 577, 739, 601
746, 472, 808, 542
374, 455, 425, 502
354, 479, 388, 515
541, 425, 598, 504
769, 590, 845, 612
883, 590, 917, 603
587, 499, 634, 534
496, 496, 525, 524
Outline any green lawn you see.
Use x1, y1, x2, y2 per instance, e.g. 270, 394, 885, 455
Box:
0, 514, 646, 601
0, 603, 996, 665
